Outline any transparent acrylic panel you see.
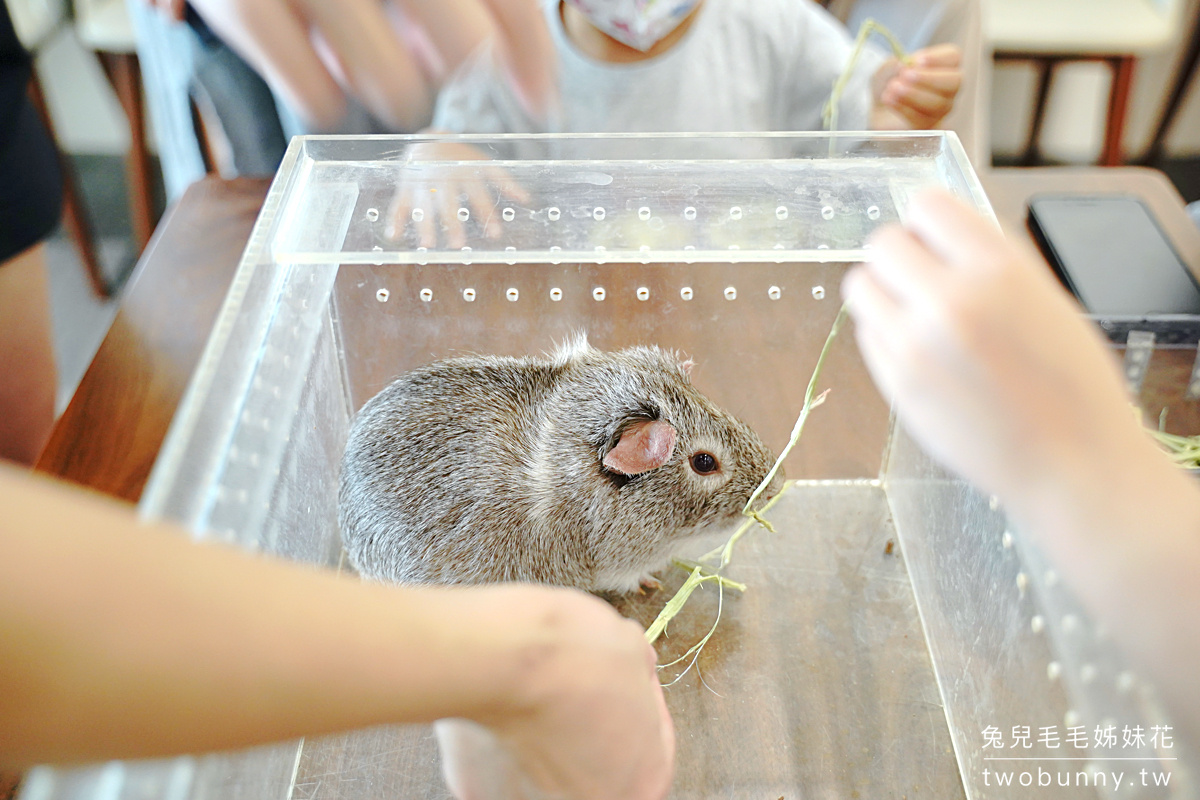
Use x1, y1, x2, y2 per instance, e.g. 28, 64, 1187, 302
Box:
40, 131, 1128, 800
333, 260, 885, 480
618, 483, 964, 799
141, 131, 988, 533
884, 423, 1197, 799
20, 744, 300, 800
282, 484, 963, 800
270, 132, 989, 266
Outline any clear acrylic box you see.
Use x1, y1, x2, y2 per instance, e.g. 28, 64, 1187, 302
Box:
22, 132, 1194, 799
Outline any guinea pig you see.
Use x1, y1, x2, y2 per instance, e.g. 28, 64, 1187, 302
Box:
337, 334, 781, 593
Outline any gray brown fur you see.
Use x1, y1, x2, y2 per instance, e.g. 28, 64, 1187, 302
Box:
338, 335, 780, 593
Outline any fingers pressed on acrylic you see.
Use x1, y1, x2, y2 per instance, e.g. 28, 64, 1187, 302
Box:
387, 188, 414, 241
396, 183, 440, 248
485, 166, 533, 205
436, 186, 467, 249
416, 198, 440, 248
454, 179, 496, 239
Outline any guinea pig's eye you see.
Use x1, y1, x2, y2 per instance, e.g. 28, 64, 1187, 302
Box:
689, 451, 720, 475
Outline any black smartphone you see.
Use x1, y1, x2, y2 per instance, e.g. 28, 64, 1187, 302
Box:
1027, 194, 1200, 343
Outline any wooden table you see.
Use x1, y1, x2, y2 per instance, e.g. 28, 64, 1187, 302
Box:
36, 176, 271, 500
983, 166, 1200, 268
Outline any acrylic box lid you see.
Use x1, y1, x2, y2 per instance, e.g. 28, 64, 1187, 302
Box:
262, 131, 992, 267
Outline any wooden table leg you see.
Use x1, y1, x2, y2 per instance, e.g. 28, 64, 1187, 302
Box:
1101, 55, 1135, 166
98, 51, 156, 253
1022, 56, 1055, 166
26, 74, 109, 298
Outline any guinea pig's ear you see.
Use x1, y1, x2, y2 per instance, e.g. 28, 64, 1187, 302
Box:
602, 419, 677, 476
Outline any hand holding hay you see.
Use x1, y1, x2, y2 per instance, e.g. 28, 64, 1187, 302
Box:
823, 18, 962, 136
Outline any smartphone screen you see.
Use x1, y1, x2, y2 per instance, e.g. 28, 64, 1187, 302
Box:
1027, 195, 1200, 317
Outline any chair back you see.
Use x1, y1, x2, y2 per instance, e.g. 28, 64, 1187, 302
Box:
72, 0, 136, 54
5, 0, 68, 50
1152, 0, 1187, 25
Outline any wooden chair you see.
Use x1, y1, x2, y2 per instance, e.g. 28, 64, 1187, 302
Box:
8, 0, 109, 297
74, 0, 156, 252
10, 0, 156, 295
985, 0, 1185, 166
1140, 9, 1200, 165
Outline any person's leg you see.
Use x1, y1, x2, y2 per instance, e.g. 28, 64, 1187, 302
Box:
188, 30, 288, 177
0, 242, 57, 465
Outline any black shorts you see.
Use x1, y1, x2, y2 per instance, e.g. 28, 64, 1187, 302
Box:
0, 4, 62, 263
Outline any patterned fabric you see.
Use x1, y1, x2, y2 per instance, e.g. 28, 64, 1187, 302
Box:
562, 0, 702, 51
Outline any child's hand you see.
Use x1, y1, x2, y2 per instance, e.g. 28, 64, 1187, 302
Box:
387, 140, 531, 249
438, 589, 675, 800
842, 193, 1200, 737
841, 190, 1147, 518
871, 44, 962, 130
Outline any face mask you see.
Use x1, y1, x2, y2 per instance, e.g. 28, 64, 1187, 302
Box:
565, 0, 702, 52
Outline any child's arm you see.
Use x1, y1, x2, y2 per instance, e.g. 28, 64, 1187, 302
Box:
869, 43, 962, 130
184, 0, 554, 131
0, 465, 673, 800
842, 190, 1200, 744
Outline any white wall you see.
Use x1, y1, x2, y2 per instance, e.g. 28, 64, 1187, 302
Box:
32, 2, 1200, 162
991, 0, 1200, 161
34, 26, 131, 155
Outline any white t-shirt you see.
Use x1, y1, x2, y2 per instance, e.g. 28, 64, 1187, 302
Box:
432, 0, 876, 137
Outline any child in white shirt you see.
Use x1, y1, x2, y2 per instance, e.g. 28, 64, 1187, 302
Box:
389, 0, 963, 244
432, 0, 962, 136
